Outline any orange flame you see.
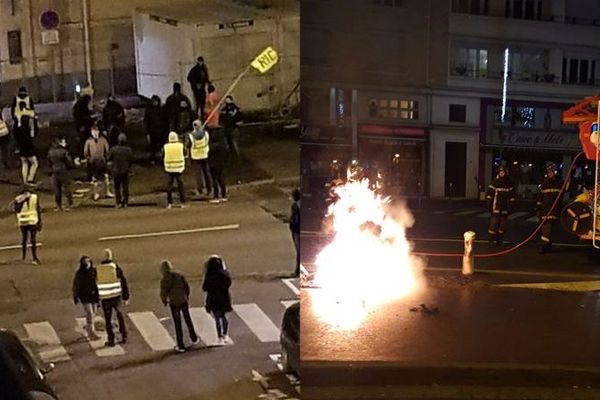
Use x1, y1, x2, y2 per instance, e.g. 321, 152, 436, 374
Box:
313, 178, 424, 330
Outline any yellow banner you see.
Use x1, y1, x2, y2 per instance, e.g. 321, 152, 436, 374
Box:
251, 46, 279, 74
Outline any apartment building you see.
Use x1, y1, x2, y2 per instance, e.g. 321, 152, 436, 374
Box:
301, 0, 600, 199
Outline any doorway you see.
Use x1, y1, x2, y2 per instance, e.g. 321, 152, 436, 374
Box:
445, 141, 467, 197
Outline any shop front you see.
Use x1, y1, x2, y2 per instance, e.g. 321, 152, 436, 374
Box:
357, 124, 428, 197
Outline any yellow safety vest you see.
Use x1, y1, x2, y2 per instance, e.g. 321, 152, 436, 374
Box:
163, 142, 185, 173
17, 194, 39, 226
14, 96, 34, 127
189, 132, 209, 160
96, 262, 122, 300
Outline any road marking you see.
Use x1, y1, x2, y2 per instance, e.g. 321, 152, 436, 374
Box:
189, 307, 233, 346
508, 211, 530, 220
128, 312, 175, 351
0, 243, 43, 251
425, 266, 600, 280
454, 209, 482, 216
233, 303, 280, 342
476, 212, 491, 218
496, 280, 600, 292
76, 318, 124, 356
282, 278, 300, 296
281, 300, 299, 309
98, 224, 240, 241
23, 321, 71, 363
432, 210, 446, 215
526, 216, 539, 223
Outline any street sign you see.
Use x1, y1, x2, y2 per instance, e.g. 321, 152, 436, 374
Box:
40, 10, 60, 30
41, 30, 59, 45
251, 46, 279, 74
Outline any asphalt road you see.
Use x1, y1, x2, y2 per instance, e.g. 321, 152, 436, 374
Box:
0, 184, 300, 400
301, 201, 600, 399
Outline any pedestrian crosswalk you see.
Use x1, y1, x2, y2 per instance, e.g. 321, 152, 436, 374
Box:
20, 302, 286, 363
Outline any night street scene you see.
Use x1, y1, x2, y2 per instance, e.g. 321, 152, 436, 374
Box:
0, 1, 299, 400
300, 1, 600, 399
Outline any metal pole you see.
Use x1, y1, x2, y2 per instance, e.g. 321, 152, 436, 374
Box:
50, 46, 57, 102
594, 101, 600, 249
351, 89, 358, 159
200, 64, 251, 132
82, 0, 92, 87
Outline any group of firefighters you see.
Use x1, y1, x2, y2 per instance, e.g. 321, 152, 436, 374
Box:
326, 158, 567, 254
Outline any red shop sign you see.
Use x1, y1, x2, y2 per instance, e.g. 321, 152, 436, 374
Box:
359, 124, 426, 137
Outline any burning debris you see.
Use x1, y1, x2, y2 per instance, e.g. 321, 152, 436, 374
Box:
409, 304, 440, 315
313, 177, 425, 330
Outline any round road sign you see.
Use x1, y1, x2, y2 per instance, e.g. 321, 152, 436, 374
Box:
40, 10, 60, 30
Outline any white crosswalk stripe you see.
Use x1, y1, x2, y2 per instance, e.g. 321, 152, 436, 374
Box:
189, 307, 233, 346
75, 318, 125, 356
233, 303, 280, 342
24, 321, 71, 363
281, 278, 299, 296
281, 300, 298, 309
128, 311, 175, 351
508, 211, 530, 220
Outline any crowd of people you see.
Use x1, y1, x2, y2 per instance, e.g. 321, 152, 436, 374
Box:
73, 249, 233, 351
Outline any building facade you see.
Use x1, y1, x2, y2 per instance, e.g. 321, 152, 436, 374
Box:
301, 0, 600, 199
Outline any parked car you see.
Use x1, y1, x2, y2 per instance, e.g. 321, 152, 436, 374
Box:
0, 329, 58, 400
280, 301, 300, 376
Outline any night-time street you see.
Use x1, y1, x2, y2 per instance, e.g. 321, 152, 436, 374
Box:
301, 200, 600, 399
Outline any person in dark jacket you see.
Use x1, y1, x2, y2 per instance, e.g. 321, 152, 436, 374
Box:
220, 95, 242, 157
97, 248, 129, 347
72, 255, 100, 340
0, 112, 11, 169
13, 100, 38, 185
187, 56, 211, 117
144, 95, 168, 163
102, 94, 125, 135
47, 136, 75, 211
208, 129, 229, 204
160, 260, 199, 352
108, 133, 134, 208
486, 164, 515, 247
73, 94, 94, 159
537, 162, 565, 254
290, 188, 300, 277
202, 255, 232, 345
165, 83, 193, 133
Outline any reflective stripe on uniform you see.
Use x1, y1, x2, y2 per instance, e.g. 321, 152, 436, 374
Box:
541, 236, 551, 242
541, 215, 558, 220
495, 187, 513, 192
541, 188, 561, 193
163, 142, 185, 173
17, 194, 39, 226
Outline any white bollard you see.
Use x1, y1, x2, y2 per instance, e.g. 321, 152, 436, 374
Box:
462, 231, 476, 275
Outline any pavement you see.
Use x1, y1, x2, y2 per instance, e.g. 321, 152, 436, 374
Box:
300, 199, 600, 399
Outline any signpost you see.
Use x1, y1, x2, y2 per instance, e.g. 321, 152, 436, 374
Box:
40, 10, 60, 102
201, 46, 280, 131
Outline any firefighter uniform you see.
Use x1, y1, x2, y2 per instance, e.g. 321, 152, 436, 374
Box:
486, 166, 515, 246
537, 163, 564, 253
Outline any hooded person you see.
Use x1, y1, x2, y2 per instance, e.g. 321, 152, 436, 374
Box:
96, 248, 129, 347
144, 95, 168, 163
13, 99, 38, 185
10, 87, 35, 124
160, 260, 199, 352
188, 119, 213, 197
108, 133, 134, 208
202, 255, 233, 345
162, 131, 187, 208
208, 128, 229, 204
47, 136, 75, 211
187, 56, 211, 117
84, 125, 113, 200
72, 255, 100, 340
165, 83, 193, 133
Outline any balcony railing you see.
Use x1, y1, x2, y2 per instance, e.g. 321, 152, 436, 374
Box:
452, 10, 600, 27
449, 67, 597, 86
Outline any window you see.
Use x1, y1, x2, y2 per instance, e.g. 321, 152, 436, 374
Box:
7, 30, 22, 65
449, 104, 467, 123
494, 106, 535, 127
505, 0, 542, 20
329, 88, 347, 126
370, 0, 402, 6
511, 50, 547, 81
450, 47, 488, 78
452, 0, 489, 15
562, 57, 596, 85
370, 98, 419, 120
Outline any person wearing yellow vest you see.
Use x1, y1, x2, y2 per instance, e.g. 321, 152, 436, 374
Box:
188, 119, 213, 197
13, 184, 41, 265
96, 248, 129, 347
163, 131, 187, 208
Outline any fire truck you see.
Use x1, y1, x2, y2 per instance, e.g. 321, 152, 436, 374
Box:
560, 95, 600, 245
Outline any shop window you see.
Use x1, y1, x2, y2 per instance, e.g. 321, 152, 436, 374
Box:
7, 30, 22, 65
329, 88, 347, 126
450, 47, 488, 78
493, 106, 535, 127
562, 57, 596, 85
449, 104, 467, 123
371, 98, 418, 120
505, 0, 542, 20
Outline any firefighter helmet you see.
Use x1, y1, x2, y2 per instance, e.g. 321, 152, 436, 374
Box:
546, 161, 557, 173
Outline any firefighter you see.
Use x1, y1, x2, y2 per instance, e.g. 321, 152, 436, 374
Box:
14, 184, 41, 264
537, 162, 564, 254
347, 159, 365, 182
486, 164, 515, 247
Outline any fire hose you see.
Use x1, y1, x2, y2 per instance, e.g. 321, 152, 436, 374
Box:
411, 151, 585, 258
